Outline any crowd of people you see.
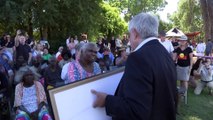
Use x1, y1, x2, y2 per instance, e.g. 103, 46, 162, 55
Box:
0, 12, 212, 120
159, 30, 213, 97
0, 28, 130, 119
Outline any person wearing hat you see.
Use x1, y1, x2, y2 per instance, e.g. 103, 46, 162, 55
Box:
159, 30, 174, 57
14, 69, 52, 120
173, 35, 193, 93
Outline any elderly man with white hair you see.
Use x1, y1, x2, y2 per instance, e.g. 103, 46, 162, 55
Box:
91, 12, 177, 120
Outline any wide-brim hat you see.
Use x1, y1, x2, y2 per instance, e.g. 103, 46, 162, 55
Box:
177, 35, 188, 41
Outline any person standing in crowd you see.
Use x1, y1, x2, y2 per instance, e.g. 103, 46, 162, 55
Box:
61, 43, 101, 84
0, 33, 7, 47
15, 32, 32, 65
25, 34, 34, 48
55, 46, 63, 59
109, 36, 116, 55
196, 40, 206, 56
67, 37, 77, 57
173, 35, 193, 93
14, 70, 52, 120
102, 35, 109, 47
4, 34, 15, 55
91, 12, 177, 120
96, 37, 105, 53
171, 37, 179, 50
32, 43, 44, 60
159, 31, 174, 57
66, 35, 72, 45
194, 58, 213, 95
205, 39, 213, 56
122, 34, 128, 47
74, 35, 79, 45
80, 33, 89, 43
115, 35, 122, 50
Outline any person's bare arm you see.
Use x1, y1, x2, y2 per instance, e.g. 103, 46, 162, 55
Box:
172, 52, 177, 62
28, 53, 32, 65
15, 36, 19, 47
189, 53, 193, 73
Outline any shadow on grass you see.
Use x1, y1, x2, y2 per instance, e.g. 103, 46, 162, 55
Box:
177, 88, 213, 120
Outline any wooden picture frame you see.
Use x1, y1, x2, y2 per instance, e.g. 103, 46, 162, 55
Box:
48, 67, 125, 120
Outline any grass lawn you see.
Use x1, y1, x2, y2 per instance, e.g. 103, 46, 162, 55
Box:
176, 88, 213, 120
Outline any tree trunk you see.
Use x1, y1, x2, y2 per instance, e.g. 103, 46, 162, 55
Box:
42, 26, 48, 40
28, 16, 33, 38
40, 27, 43, 40
209, 0, 213, 39
200, 0, 213, 41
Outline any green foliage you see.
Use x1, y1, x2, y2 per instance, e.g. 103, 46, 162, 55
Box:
169, 0, 203, 33
99, 2, 128, 37
0, 0, 165, 50
159, 19, 173, 32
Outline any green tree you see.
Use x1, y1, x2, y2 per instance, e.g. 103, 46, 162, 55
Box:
169, 0, 202, 33
107, 0, 166, 21
200, 0, 213, 40
99, 2, 128, 38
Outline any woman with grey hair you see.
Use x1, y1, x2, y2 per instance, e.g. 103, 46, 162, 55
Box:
61, 43, 101, 84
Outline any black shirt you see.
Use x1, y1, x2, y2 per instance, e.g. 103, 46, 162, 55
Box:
110, 39, 116, 48
16, 44, 31, 61
44, 66, 63, 87
6, 40, 15, 48
174, 47, 192, 67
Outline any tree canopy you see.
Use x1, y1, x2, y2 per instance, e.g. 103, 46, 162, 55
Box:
0, 0, 167, 49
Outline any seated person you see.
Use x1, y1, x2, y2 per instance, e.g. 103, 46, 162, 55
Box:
61, 43, 101, 84
194, 58, 213, 95
58, 48, 72, 68
99, 47, 114, 71
14, 70, 52, 120
14, 57, 41, 85
44, 56, 64, 89
42, 48, 52, 61
115, 47, 128, 67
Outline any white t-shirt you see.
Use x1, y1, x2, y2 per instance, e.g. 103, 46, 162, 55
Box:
115, 39, 122, 47
196, 43, 206, 53
159, 39, 174, 53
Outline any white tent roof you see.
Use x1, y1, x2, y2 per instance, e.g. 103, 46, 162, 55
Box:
166, 28, 185, 37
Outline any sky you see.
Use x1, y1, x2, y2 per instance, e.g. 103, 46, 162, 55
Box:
157, 0, 179, 22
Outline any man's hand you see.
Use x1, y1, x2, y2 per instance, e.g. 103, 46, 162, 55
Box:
91, 89, 107, 108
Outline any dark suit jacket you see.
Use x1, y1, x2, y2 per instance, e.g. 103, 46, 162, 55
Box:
105, 39, 177, 120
